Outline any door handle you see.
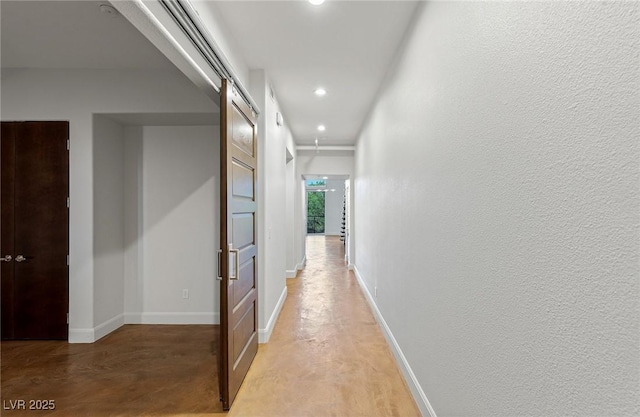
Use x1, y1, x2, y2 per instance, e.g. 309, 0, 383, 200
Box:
15, 255, 26, 263
1, 255, 11, 262
229, 244, 240, 281
217, 249, 222, 281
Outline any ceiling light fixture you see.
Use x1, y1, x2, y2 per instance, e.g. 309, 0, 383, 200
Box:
309, 0, 326, 5
314, 88, 327, 96
317, 125, 326, 132
99, 3, 120, 18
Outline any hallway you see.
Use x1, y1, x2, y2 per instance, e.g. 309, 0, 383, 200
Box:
0, 236, 419, 417
1, 2, 636, 416
228, 236, 420, 416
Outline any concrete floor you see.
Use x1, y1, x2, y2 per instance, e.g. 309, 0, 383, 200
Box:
1, 236, 419, 416
227, 236, 420, 417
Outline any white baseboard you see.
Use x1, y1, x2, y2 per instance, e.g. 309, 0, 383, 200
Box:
68, 328, 95, 343
124, 312, 219, 325
259, 285, 287, 343
347, 263, 354, 270
296, 256, 306, 271
69, 312, 218, 343
352, 265, 437, 417
286, 269, 298, 278
69, 314, 125, 343
94, 314, 125, 341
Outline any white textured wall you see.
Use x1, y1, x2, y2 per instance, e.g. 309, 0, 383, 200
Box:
129, 126, 219, 323
250, 69, 296, 341
123, 127, 144, 318
325, 179, 346, 236
92, 116, 125, 329
285, 149, 297, 276
354, 2, 639, 416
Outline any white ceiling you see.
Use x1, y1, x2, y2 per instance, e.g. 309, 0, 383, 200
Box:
1, 0, 418, 146
101, 112, 219, 126
0, 0, 174, 69
214, 0, 419, 146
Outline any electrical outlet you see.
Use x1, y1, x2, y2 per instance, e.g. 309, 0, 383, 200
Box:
374, 286, 378, 297
182, 289, 189, 299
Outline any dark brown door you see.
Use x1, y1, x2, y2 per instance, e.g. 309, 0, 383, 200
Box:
219, 80, 259, 410
1, 121, 69, 340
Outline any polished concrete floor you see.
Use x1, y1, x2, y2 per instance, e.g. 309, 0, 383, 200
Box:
1, 236, 419, 416
1, 325, 220, 416
227, 236, 420, 417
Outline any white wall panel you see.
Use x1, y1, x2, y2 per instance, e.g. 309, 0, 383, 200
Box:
250, 69, 296, 341
138, 126, 219, 319
92, 116, 125, 329
324, 179, 345, 236
354, 2, 639, 416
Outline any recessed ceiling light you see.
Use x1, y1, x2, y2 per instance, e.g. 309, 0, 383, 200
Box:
317, 125, 326, 132
314, 88, 327, 96
99, 3, 120, 18
309, 0, 325, 5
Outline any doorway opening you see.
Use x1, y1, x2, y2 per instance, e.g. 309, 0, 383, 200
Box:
302, 175, 351, 265
307, 190, 326, 234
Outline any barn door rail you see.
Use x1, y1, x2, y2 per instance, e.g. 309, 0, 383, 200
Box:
160, 0, 260, 116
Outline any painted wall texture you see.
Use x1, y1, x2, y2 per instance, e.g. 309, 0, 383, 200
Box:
92, 116, 126, 329
137, 126, 219, 323
250, 69, 297, 341
325, 179, 346, 236
354, 2, 639, 416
